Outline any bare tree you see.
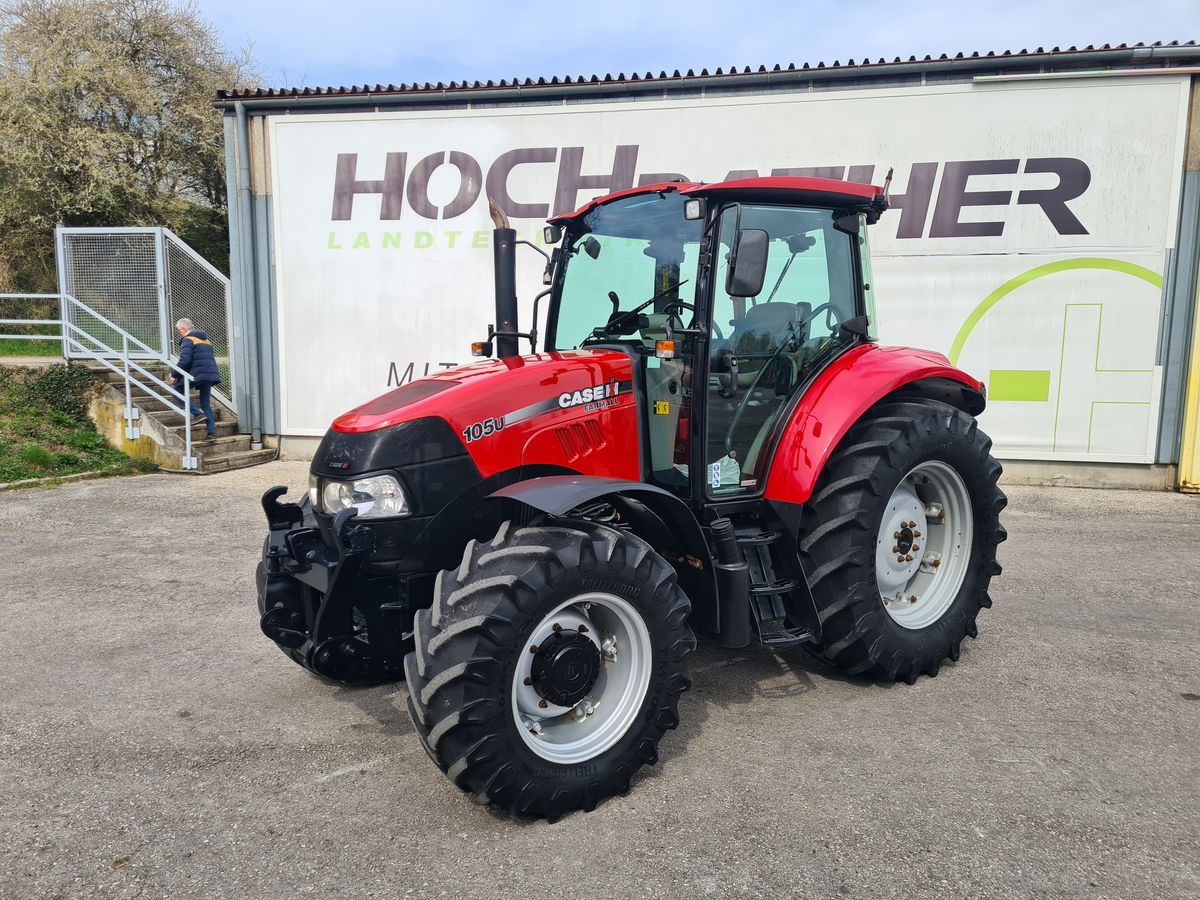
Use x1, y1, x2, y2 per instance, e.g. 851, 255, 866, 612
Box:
0, 0, 255, 290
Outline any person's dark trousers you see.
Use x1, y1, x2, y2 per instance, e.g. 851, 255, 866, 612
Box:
177, 381, 217, 436
193, 382, 216, 436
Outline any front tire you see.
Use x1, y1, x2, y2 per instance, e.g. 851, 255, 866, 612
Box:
798, 400, 1007, 682
404, 519, 694, 819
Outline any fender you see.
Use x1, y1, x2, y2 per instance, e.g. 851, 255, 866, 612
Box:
490, 475, 720, 631
764, 343, 986, 504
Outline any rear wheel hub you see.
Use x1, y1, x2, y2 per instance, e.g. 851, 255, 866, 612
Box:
531, 630, 601, 707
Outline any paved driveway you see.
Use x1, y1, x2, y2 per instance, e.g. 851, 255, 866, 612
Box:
2, 462, 1197, 899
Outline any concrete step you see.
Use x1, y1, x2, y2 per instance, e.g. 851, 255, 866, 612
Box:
93, 367, 174, 384
135, 396, 189, 414
146, 414, 233, 435
195, 434, 253, 456
165, 419, 238, 438
137, 398, 231, 421
201, 448, 276, 473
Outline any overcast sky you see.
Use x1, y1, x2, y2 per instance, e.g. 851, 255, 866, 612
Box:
199, 0, 1199, 89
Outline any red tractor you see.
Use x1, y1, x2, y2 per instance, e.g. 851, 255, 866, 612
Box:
257, 175, 1006, 819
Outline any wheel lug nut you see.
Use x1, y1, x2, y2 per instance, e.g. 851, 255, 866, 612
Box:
914, 530, 921, 537
912, 544, 920, 552
892, 545, 900, 553
909, 595, 918, 603
529, 644, 539, 654
538, 699, 548, 709
552, 623, 562, 632
578, 624, 589, 633
905, 555, 913, 562
523, 676, 533, 686
894, 531, 901, 539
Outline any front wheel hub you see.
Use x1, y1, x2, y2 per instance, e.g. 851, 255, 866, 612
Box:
512, 593, 653, 765
530, 630, 601, 707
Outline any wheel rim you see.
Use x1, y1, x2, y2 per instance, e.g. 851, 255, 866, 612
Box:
511, 592, 653, 764
875, 460, 973, 630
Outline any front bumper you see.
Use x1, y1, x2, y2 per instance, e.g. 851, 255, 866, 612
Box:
256, 486, 433, 683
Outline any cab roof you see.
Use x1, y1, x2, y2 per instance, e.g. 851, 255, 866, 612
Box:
548, 176, 885, 225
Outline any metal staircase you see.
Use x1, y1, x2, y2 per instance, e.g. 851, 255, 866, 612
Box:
87, 362, 275, 473
1, 226, 275, 474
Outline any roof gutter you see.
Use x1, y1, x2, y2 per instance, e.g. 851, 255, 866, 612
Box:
214, 45, 1200, 112
975, 65, 1200, 82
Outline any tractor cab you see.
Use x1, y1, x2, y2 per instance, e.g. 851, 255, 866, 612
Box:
543, 178, 885, 506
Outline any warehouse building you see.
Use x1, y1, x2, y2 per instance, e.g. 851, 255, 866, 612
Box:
216, 42, 1200, 490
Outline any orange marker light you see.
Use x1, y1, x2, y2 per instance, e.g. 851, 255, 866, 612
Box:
655, 340, 676, 359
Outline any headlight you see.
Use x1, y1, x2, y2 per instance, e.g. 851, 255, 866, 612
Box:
307, 473, 320, 509
318, 474, 410, 519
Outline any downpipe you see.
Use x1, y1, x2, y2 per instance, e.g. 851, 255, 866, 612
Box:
234, 101, 264, 448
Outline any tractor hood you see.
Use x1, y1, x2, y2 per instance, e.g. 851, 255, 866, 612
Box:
315, 348, 640, 481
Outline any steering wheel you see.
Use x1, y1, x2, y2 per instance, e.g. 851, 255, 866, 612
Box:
801, 302, 841, 336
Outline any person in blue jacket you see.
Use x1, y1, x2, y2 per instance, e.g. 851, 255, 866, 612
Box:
172, 318, 221, 437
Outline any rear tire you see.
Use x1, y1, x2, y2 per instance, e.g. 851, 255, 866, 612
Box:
404, 519, 694, 820
798, 400, 1007, 682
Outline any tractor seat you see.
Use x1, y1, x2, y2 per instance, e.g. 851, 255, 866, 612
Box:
727, 302, 810, 355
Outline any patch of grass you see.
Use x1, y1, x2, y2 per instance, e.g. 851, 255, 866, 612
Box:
0, 297, 61, 357
0, 363, 156, 484
0, 338, 60, 356
18, 444, 55, 468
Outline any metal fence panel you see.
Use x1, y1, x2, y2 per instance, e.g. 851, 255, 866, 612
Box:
163, 231, 235, 398
57, 229, 165, 358
56, 226, 237, 417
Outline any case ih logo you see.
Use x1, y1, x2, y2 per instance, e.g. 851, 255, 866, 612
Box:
559, 380, 623, 410
330, 146, 1092, 238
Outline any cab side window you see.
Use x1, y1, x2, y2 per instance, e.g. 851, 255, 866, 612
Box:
705, 205, 859, 497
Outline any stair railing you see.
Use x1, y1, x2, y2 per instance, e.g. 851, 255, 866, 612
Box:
1, 293, 201, 469
61, 294, 201, 469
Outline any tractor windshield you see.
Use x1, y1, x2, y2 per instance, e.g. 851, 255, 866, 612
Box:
550, 192, 704, 350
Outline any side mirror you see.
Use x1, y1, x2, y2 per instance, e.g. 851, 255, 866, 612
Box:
543, 224, 562, 244
582, 236, 602, 260
726, 228, 769, 298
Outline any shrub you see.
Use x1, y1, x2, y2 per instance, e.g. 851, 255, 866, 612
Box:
21, 364, 96, 419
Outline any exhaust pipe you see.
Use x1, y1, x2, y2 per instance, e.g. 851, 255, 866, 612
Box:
489, 199, 519, 358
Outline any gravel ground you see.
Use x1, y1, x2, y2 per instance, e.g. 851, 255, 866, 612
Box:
2, 461, 1198, 899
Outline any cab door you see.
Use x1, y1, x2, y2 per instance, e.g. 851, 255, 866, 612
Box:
704, 204, 863, 498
